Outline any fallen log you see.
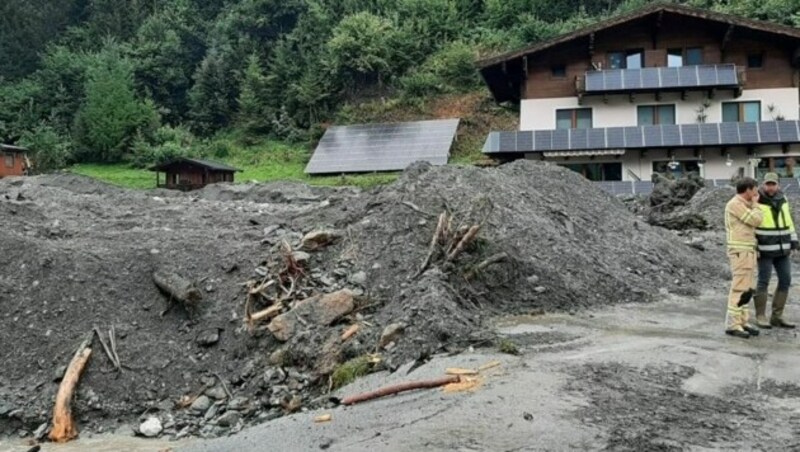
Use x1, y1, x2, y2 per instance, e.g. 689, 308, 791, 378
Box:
49, 332, 93, 443
153, 269, 202, 315
341, 375, 460, 406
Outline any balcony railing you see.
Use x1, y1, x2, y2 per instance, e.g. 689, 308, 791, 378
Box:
483, 120, 800, 155
575, 64, 745, 95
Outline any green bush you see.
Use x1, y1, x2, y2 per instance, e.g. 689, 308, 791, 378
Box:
18, 123, 73, 173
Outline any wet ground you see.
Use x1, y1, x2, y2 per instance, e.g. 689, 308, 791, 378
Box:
3, 286, 799, 452
179, 286, 800, 451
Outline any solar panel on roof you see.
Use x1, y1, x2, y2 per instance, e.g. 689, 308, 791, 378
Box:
305, 118, 459, 174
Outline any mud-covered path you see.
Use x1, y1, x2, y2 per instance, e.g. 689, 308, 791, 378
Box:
180, 285, 800, 452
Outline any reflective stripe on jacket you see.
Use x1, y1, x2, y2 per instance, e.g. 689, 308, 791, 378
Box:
725, 195, 764, 251
756, 190, 798, 258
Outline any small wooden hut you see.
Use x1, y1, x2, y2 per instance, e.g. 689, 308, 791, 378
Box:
150, 158, 241, 191
0, 144, 30, 177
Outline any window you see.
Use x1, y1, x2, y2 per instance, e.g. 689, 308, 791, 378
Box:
563, 163, 622, 181
4, 153, 14, 168
667, 47, 703, 67
685, 47, 703, 66
551, 65, 566, 78
652, 160, 701, 178
637, 105, 676, 125
556, 108, 592, 129
608, 49, 643, 69
758, 157, 796, 178
667, 48, 683, 67
722, 101, 761, 122
747, 54, 764, 69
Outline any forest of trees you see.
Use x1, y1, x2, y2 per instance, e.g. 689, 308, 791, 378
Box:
1, 0, 799, 171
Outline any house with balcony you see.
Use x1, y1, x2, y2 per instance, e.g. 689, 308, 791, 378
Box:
479, 3, 800, 183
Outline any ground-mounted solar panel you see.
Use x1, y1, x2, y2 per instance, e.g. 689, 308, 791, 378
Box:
305, 118, 459, 174
482, 132, 499, 154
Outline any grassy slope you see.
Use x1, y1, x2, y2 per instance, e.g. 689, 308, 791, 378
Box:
70, 91, 518, 190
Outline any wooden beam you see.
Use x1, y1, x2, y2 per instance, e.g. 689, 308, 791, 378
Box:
523, 56, 528, 78
681, 91, 687, 101
708, 88, 716, 99
655, 91, 662, 102
629, 93, 635, 103
652, 10, 664, 49
783, 143, 790, 154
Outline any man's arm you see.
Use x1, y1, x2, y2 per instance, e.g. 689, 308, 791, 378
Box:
731, 200, 764, 227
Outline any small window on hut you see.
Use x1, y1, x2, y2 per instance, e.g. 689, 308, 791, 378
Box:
551, 65, 566, 78
4, 153, 14, 168
747, 54, 764, 69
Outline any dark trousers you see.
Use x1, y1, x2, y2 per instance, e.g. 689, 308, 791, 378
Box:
757, 254, 792, 293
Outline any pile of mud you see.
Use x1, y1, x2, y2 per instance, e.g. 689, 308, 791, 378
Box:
0, 160, 725, 441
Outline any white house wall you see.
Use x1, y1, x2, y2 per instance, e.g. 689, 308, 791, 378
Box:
520, 88, 799, 131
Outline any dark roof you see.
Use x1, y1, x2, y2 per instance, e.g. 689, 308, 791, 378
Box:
0, 144, 29, 153
478, 3, 800, 102
149, 158, 241, 172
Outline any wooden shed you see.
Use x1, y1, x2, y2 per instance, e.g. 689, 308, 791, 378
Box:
150, 158, 241, 191
0, 144, 30, 177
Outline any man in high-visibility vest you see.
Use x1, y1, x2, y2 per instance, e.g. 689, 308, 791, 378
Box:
724, 177, 764, 338
754, 172, 797, 329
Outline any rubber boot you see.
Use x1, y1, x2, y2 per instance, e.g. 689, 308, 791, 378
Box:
754, 292, 772, 329
770, 291, 796, 329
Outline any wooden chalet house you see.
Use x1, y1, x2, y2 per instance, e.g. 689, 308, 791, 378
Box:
480, 3, 800, 182
150, 158, 241, 191
0, 144, 30, 177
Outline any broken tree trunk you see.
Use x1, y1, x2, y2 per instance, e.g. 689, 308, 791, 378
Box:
49, 332, 93, 443
341, 375, 460, 406
153, 269, 202, 314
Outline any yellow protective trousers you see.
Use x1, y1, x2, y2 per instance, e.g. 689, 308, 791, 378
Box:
727, 250, 757, 331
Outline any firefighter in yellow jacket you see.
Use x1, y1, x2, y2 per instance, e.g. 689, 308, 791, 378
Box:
724, 177, 764, 338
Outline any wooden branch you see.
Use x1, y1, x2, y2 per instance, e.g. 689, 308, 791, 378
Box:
109, 326, 121, 370
248, 304, 283, 323
92, 327, 119, 372
49, 333, 93, 443
465, 252, 508, 280
416, 212, 448, 277
341, 375, 460, 406
446, 225, 480, 262
214, 372, 233, 400
341, 324, 360, 341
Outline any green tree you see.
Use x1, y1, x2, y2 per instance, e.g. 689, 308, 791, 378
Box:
237, 54, 270, 134
188, 47, 239, 135
19, 123, 73, 172
327, 12, 398, 89
74, 43, 160, 162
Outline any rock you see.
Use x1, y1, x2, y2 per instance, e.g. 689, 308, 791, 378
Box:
301, 230, 341, 251
228, 396, 250, 411
281, 394, 303, 413
319, 276, 336, 287
534, 286, 547, 294
255, 267, 268, 277
33, 423, 49, 441
205, 386, 228, 401
379, 323, 406, 349
348, 271, 368, 286
204, 404, 220, 421
292, 251, 311, 264
216, 411, 241, 427
53, 365, 67, 382
0, 402, 11, 417
196, 329, 221, 347
268, 290, 355, 342
191, 395, 211, 413
263, 225, 281, 236
526, 275, 540, 285
139, 417, 163, 437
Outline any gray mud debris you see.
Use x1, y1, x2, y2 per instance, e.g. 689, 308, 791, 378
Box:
0, 160, 724, 439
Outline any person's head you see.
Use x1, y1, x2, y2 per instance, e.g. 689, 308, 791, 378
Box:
736, 177, 759, 200
762, 172, 780, 196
